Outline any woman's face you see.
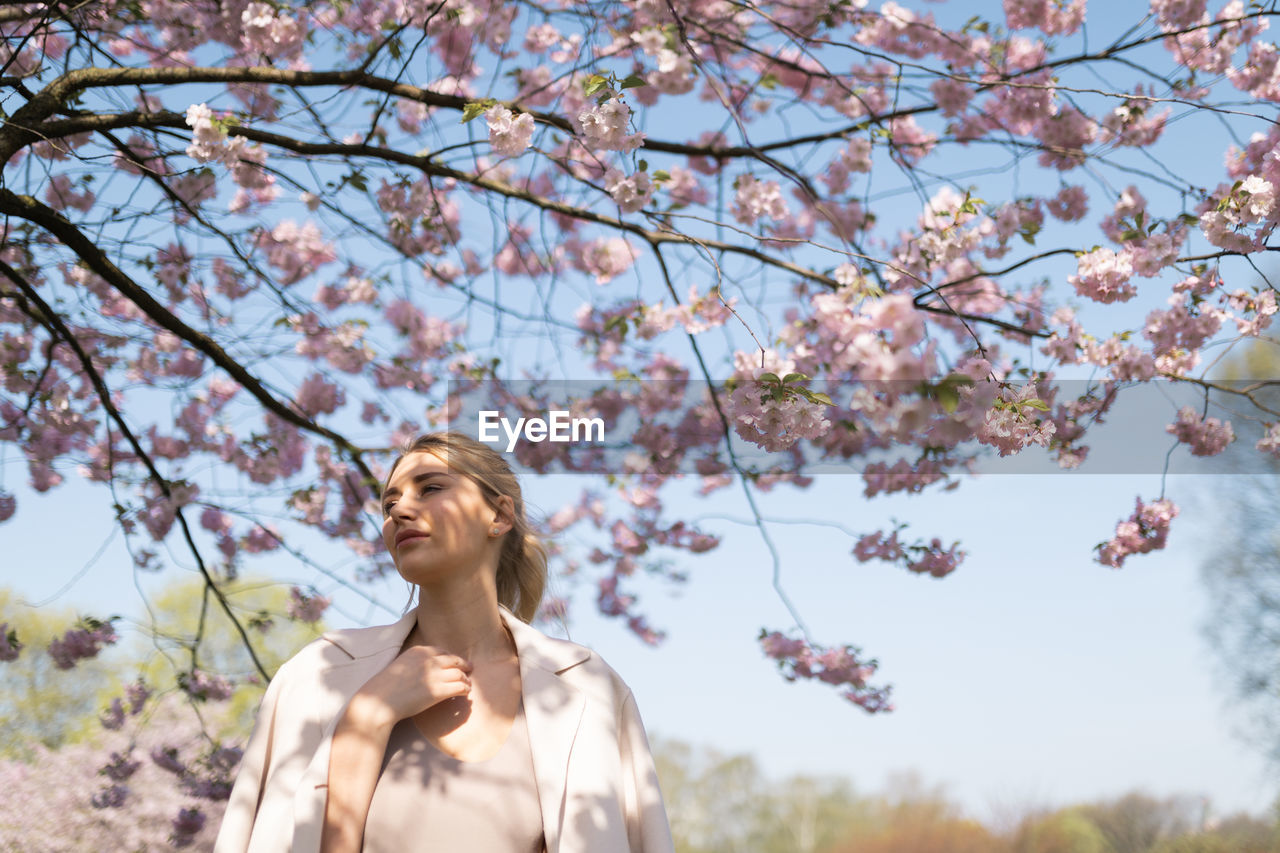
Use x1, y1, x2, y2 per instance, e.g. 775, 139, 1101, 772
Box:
380, 450, 506, 586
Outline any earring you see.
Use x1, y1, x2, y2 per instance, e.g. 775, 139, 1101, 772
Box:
491, 527, 500, 536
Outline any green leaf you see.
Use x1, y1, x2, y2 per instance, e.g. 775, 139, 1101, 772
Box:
619, 74, 648, 89
347, 173, 367, 192
759, 72, 779, 90
1020, 398, 1050, 411
781, 372, 806, 384
652, 169, 671, 182
584, 74, 610, 96
461, 100, 491, 123
758, 372, 781, 384
937, 385, 960, 414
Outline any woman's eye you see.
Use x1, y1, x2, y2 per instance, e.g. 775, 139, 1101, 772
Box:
382, 500, 396, 514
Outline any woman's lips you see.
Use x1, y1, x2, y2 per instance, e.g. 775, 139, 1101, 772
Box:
395, 531, 429, 547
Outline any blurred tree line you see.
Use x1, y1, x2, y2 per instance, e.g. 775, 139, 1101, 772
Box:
653, 738, 1280, 853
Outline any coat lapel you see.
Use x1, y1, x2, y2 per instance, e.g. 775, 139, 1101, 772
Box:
502, 611, 591, 853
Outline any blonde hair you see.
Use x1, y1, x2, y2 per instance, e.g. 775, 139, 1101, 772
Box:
383, 431, 548, 622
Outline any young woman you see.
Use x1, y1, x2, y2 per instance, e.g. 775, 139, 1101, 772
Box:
214, 432, 674, 853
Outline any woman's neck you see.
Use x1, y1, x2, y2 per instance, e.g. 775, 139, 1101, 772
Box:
409, 578, 513, 662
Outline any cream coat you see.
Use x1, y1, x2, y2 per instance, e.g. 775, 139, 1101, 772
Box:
213, 608, 674, 853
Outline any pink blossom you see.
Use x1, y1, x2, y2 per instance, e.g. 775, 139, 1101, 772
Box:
647, 49, 696, 95
287, 586, 331, 623
294, 373, 345, 416
150, 745, 187, 775
862, 457, 947, 498
1069, 247, 1136, 303
1143, 295, 1221, 356
199, 506, 232, 534
1166, 406, 1234, 456
184, 104, 233, 163
1004, 0, 1086, 35
758, 630, 892, 713
1097, 496, 1179, 568
1046, 185, 1088, 221
729, 381, 830, 452
44, 174, 96, 213
663, 166, 709, 207
170, 807, 207, 848
48, 618, 119, 669
823, 137, 873, 193
930, 77, 972, 117
574, 237, 637, 284
396, 98, 428, 132
732, 175, 789, 226
1101, 99, 1170, 148
853, 530, 905, 562
125, 679, 151, 714
977, 383, 1057, 457
1036, 108, 1096, 170
485, 105, 535, 157
100, 698, 127, 731
242, 524, 281, 553
577, 98, 644, 151
1257, 422, 1280, 459
257, 220, 337, 285
240, 2, 303, 60
905, 539, 967, 578
604, 168, 654, 213
180, 668, 234, 702
1152, 0, 1208, 31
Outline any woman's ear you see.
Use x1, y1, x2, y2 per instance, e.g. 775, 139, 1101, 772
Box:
492, 494, 516, 535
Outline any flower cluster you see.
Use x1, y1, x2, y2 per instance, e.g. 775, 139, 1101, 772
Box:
1258, 422, 1280, 459
1068, 247, 1136, 303
240, 2, 304, 61
731, 175, 789, 226
179, 668, 234, 702
1096, 497, 1179, 568
604, 168, 654, 213
184, 103, 233, 163
759, 630, 893, 713
1166, 406, 1234, 456
728, 380, 830, 452
486, 105, 536, 157
976, 381, 1057, 457
577, 98, 644, 151
287, 586, 331, 623
47, 618, 118, 670
1199, 175, 1278, 252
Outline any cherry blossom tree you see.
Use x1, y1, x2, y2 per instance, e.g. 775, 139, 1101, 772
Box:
4, 0, 1280, 841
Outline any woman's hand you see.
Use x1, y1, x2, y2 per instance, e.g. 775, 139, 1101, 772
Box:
350, 646, 473, 728
320, 647, 471, 853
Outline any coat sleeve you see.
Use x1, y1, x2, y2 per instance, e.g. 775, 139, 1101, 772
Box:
213, 664, 286, 853
618, 690, 676, 853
